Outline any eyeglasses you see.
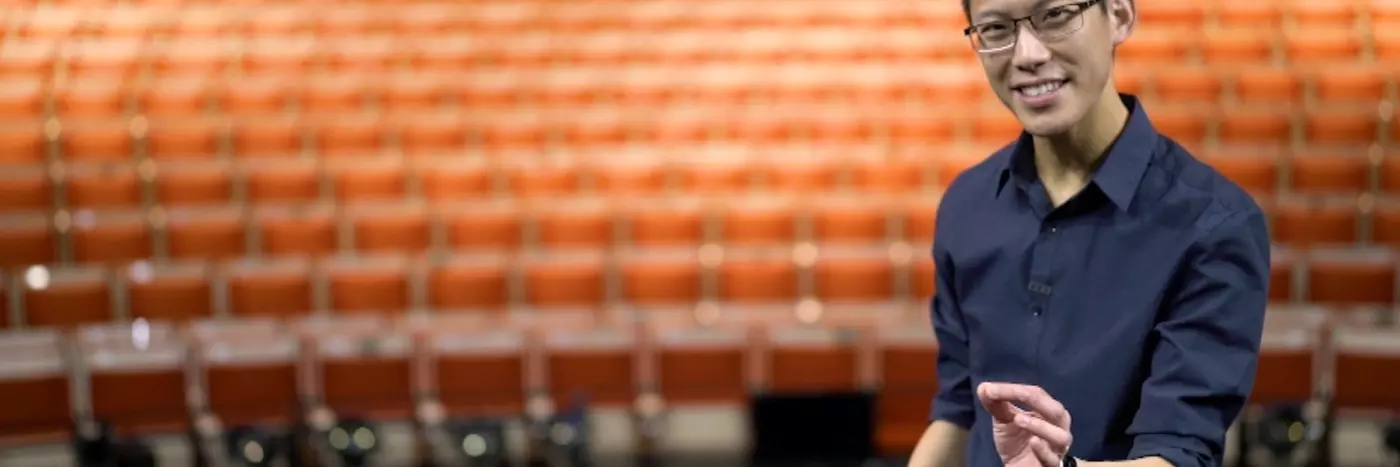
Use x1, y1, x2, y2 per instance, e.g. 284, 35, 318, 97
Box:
963, 0, 1103, 53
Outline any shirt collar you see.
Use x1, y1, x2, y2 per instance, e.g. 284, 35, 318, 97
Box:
996, 94, 1158, 212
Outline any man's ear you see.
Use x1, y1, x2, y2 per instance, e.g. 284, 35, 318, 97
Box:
1109, 0, 1136, 47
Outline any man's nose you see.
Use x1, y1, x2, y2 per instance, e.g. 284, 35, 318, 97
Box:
1010, 24, 1051, 72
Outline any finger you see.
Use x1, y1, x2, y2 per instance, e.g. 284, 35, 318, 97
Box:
977, 383, 1023, 423
1029, 437, 1061, 467
1014, 412, 1073, 451
983, 383, 1070, 427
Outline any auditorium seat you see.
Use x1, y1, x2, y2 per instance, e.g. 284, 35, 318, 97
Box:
304, 316, 416, 420
1304, 247, 1397, 307
622, 198, 707, 247
397, 112, 469, 159
67, 209, 153, 265
345, 202, 431, 254
1199, 30, 1275, 64
1331, 323, 1400, 410
242, 159, 321, 205
812, 245, 898, 303
429, 325, 529, 415
1289, 2, 1357, 28
0, 124, 47, 166
808, 197, 891, 245
1284, 28, 1362, 63
221, 76, 296, 117
426, 253, 512, 312
1303, 107, 1379, 145
718, 246, 800, 303
162, 205, 248, 261
439, 200, 523, 252
149, 41, 229, 77
381, 74, 450, 113
650, 315, 749, 404
1149, 107, 1208, 148
1231, 67, 1301, 105
124, 261, 214, 323
543, 323, 638, 406
1, 165, 52, 213
0, 78, 45, 119
718, 196, 797, 245
55, 79, 127, 118
1372, 198, 1400, 246
242, 38, 316, 77
618, 248, 704, 306
764, 320, 864, 393
0, 330, 71, 443
63, 163, 143, 210
910, 255, 936, 301
60, 119, 134, 163
0, 213, 57, 268
0, 41, 56, 79
591, 156, 669, 196
506, 159, 584, 199
1154, 67, 1220, 103
144, 117, 221, 160
520, 250, 608, 310
1271, 247, 1297, 303
851, 156, 928, 194
1251, 305, 1324, 406
1116, 30, 1193, 64
324, 254, 413, 315
63, 40, 142, 81
674, 155, 755, 196
314, 113, 387, 158
903, 197, 939, 245
1313, 67, 1386, 103
1288, 150, 1371, 195
415, 158, 495, 202
22, 265, 112, 329
1200, 152, 1279, 194
875, 318, 938, 454
328, 157, 408, 205
193, 319, 302, 427
153, 160, 233, 206
1218, 109, 1293, 147
1216, 4, 1281, 28
226, 257, 315, 318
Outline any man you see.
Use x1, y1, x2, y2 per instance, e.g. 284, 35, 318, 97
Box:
907, 0, 1270, 466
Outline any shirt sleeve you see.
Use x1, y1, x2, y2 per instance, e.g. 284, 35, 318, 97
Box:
927, 204, 975, 430
1127, 209, 1270, 466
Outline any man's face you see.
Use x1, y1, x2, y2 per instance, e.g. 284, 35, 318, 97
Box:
967, 0, 1132, 136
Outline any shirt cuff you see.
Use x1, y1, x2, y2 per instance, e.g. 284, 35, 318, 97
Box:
928, 397, 975, 430
1128, 433, 1212, 467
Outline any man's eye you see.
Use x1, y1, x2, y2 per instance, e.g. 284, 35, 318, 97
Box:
979, 23, 1010, 34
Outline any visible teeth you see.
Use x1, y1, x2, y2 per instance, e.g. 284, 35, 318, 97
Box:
1021, 81, 1063, 97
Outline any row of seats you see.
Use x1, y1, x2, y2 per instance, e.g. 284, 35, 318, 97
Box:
0, 241, 1396, 328
4, 1, 1397, 37
0, 307, 940, 449
2, 64, 1397, 119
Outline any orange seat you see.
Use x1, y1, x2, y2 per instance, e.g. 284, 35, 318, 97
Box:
55, 78, 127, 118
243, 8, 310, 37
876, 322, 939, 455
1114, 70, 1147, 96
1232, 68, 1300, 104
1271, 247, 1296, 302
347, 203, 431, 254
674, 157, 755, 195
520, 251, 607, 309
1289, 151, 1370, 195
1216, 4, 1282, 28
254, 204, 338, 258
591, 157, 669, 196
22, 266, 112, 328
397, 112, 468, 159
382, 75, 450, 113
81, 325, 190, 434
0, 124, 47, 166
67, 210, 153, 265
766, 324, 862, 392
814, 246, 896, 303
1271, 196, 1360, 247
408, 36, 477, 71
903, 198, 938, 245
163, 206, 247, 261
810, 198, 890, 244
1, 165, 53, 213
230, 116, 302, 159
1137, 3, 1205, 30
1313, 67, 1386, 103
972, 111, 1022, 144
241, 159, 322, 205
1305, 248, 1396, 306
149, 40, 229, 76
0, 41, 57, 79
137, 75, 213, 118
416, 159, 495, 202
427, 254, 512, 311
328, 158, 407, 205
1154, 68, 1221, 103
532, 199, 615, 251
0, 214, 57, 268
851, 157, 927, 193
543, 326, 638, 406
476, 112, 550, 152
618, 249, 703, 306
314, 114, 386, 159
63, 163, 143, 210
196, 322, 301, 427
315, 333, 416, 420
505, 160, 583, 199
0, 78, 45, 119
241, 38, 316, 76
1218, 109, 1292, 146
324, 37, 398, 72
1289, 2, 1357, 27
324, 256, 412, 314
440, 201, 523, 252
145, 118, 221, 160
563, 109, 632, 147
653, 323, 749, 404
302, 75, 375, 116
1116, 31, 1193, 64
1376, 28, 1400, 62
1149, 108, 1208, 148
1303, 108, 1378, 145
153, 161, 233, 206
61, 119, 134, 163
1373, 199, 1400, 246
719, 197, 796, 245
227, 258, 316, 318
623, 199, 707, 247
760, 154, 842, 195
63, 41, 141, 80
431, 328, 528, 415
1332, 325, 1400, 410
1284, 28, 1361, 63
1199, 152, 1278, 194
0, 331, 72, 442
1200, 30, 1275, 63
220, 75, 295, 116
124, 262, 213, 323
719, 246, 799, 303
1251, 307, 1322, 405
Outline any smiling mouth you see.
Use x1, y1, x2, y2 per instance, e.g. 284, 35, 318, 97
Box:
1015, 80, 1068, 97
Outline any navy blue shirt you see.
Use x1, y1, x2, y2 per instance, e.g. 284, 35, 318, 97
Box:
929, 95, 1270, 467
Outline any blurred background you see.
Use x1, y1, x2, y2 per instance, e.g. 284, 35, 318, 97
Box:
0, 0, 1398, 466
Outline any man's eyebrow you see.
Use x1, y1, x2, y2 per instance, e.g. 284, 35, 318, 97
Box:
973, 0, 1067, 22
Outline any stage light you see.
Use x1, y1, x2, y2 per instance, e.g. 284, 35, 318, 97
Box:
1256, 404, 1308, 460
226, 426, 281, 467
326, 419, 380, 467
447, 419, 508, 467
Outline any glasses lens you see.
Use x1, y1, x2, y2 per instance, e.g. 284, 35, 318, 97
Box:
1033, 5, 1087, 40
974, 23, 1016, 51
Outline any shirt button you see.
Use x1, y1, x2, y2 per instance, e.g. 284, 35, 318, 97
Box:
1031, 305, 1042, 316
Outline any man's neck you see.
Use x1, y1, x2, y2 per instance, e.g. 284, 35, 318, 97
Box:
1031, 92, 1131, 189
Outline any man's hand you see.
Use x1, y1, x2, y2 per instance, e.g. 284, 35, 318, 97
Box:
978, 382, 1073, 467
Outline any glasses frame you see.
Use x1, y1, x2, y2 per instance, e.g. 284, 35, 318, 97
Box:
963, 0, 1104, 54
